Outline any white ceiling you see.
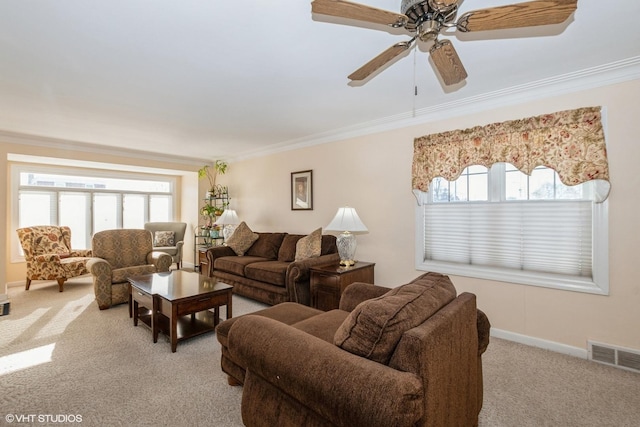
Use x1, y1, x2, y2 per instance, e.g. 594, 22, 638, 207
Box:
1, 0, 639, 163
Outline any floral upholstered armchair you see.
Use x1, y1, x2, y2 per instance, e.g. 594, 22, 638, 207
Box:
87, 229, 172, 310
16, 225, 93, 292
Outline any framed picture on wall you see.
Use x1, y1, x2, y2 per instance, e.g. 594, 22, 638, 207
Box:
291, 170, 313, 210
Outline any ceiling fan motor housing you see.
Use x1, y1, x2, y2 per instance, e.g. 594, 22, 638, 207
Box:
400, 0, 458, 31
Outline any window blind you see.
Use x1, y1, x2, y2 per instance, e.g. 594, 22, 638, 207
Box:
424, 200, 593, 278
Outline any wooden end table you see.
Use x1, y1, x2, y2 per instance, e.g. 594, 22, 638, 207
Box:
128, 270, 233, 352
310, 261, 375, 311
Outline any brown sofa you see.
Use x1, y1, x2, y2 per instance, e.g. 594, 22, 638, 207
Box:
216, 272, 491, 427
206, 232, 339, 306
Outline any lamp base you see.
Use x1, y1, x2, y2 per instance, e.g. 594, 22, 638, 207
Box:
336, 231, 357, 268
222, 224, 237, 241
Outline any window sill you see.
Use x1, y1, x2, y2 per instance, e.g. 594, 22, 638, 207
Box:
416, 260, 609, 295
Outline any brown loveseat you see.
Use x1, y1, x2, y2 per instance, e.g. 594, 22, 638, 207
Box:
206, 232, 339, 306
216, 272, 491, 427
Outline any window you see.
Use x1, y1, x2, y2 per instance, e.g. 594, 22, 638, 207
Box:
12, 164, 177, 260
416, 164, 609, 295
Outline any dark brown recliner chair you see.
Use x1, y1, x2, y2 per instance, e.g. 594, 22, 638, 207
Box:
216, 272, 491, 427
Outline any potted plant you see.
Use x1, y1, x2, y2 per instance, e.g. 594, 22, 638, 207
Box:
198, 160, 228, 198
200, 204, 216, 229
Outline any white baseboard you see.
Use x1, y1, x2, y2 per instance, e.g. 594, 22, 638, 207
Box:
6, 280, 24, 289
491, 328, 588, 359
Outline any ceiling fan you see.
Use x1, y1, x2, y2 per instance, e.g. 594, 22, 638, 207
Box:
311, 0, 578, 86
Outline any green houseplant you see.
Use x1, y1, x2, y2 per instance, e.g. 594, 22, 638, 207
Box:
198, 160, 228, 197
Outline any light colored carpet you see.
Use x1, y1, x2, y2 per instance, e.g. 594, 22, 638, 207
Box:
1, 276, 639, 426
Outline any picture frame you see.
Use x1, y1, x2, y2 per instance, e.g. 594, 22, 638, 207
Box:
291, 170, 313, 210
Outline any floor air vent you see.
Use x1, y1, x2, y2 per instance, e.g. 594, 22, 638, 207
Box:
588, 341, 640, 373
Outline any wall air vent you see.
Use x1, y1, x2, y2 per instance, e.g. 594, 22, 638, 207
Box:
588, 341, 640, 373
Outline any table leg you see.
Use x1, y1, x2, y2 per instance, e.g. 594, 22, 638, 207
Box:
226, 290, 233, 319
133, 300, 139, 326
152, 296, 159, 344
128, 284, 132, 318
170, 304, 178, 353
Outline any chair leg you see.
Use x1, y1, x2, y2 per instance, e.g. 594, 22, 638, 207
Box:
25, 278, 31, 291
57, 278, 66, 292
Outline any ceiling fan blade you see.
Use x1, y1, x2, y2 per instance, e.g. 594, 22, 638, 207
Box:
458, 0, 577, 32
429, 40, 468, 86
348, 41, 414, 81
312, 0, 408, 28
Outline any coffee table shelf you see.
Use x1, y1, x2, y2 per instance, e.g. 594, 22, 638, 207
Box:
128, 271, 233, 352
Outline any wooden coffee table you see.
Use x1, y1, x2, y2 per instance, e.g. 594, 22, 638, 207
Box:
128, 270, 233, 352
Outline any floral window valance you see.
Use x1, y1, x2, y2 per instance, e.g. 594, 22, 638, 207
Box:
412, 106, 610, 201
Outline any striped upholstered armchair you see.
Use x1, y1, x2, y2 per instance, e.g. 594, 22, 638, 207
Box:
17, 225, 93, 292
87, 229, 172, 310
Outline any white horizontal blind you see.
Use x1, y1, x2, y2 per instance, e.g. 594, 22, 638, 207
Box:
424, 200, 593, 278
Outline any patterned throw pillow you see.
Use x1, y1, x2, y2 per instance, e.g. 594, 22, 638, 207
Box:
154, 231, 175, 247
295, 228, 322, 261
225, 221, 259, 256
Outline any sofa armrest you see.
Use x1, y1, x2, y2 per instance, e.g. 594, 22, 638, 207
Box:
70, 249, 92, 257
86, 258, 114, 310
286, 252, 340, 304
229, 315, 423, 427
148, 251, 172, 271
35, 253, 64, 264
338, 282, 391, 312
206, 245, 236, 272
477, 308, 491, 355
86, 258, 112, 275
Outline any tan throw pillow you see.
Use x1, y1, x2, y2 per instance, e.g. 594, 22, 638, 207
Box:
225, 221, 259, 256
295, 228, 322, 261
334, 272, 457, 365
153, 231, 175, 247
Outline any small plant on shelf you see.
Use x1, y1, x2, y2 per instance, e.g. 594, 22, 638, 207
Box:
198, 160, 228, 197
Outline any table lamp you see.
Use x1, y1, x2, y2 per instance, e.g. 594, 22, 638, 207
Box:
325, 206, 368, 267
216, 209, 240, 241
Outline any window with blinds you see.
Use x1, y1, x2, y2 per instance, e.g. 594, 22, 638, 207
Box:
12, 164, 177, 260
416, 163, 609, 295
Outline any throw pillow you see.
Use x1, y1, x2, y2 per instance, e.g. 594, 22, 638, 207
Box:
225, 221, 259, 256
294, 228, 322, 261
153, 231, 175, 247
334, 272, 457, 365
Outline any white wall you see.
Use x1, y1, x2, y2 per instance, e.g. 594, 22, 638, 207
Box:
226, 79, 640, 353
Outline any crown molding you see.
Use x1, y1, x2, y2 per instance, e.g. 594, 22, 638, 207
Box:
0, 129, 204, 168
231, 56, 640, 162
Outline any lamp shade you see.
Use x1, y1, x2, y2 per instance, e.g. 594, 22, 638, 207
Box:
216, 209, 240, 225
325, 207, 368, 233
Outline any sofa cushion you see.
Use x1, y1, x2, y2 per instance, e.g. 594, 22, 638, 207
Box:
215, 256, 270, 277
295, 228, 322, 261
278, 234, 304, 262
293, 310, 350, 344
226, 221, 259, 256
216, 302, 324, 349
334, 272, 456, 365
153, 231, 175, 247
244, 261, 290, 287
246, 233, 287, 259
